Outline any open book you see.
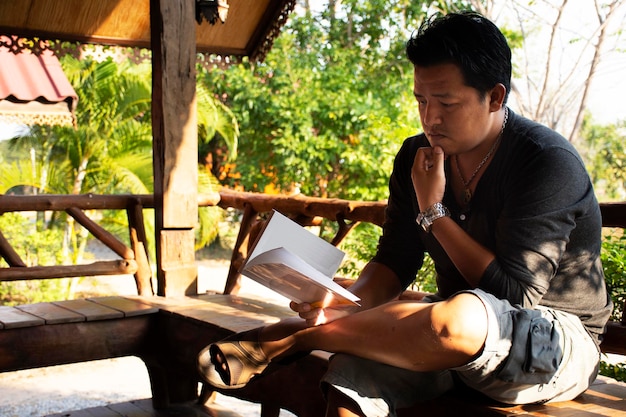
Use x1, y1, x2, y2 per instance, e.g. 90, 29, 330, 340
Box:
240, 210, 361, 307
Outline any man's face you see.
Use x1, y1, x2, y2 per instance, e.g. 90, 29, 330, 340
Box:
413, 63, 495, 156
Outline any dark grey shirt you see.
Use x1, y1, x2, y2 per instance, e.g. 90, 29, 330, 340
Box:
372, 109, 612, 344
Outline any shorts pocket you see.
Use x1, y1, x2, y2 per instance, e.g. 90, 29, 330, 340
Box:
496, 308, 563, 384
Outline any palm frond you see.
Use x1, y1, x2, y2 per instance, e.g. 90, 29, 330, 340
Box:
197, 83, 239, 160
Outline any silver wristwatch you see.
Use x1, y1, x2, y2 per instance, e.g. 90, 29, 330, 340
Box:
416, 202, 450, 232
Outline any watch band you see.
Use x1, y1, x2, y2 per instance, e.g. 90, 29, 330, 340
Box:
416, 202, 450, 232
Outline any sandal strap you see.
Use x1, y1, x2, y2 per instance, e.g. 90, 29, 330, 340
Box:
220, 340, 269, 385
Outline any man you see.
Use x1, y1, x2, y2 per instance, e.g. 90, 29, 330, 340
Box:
199, 12, 612, 417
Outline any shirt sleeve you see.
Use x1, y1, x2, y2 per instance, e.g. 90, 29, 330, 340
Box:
371, 136, 426, 289
478, 144, 599, 308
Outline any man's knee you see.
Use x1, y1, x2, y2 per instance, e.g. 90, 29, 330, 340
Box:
431, 292, 488, 356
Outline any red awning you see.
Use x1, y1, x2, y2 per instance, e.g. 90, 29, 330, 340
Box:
0, 37, 77, 127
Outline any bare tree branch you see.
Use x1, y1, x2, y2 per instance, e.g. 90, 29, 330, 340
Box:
502, 0, 624, 141
536, 0, 568, 119
567, 0, 620, 143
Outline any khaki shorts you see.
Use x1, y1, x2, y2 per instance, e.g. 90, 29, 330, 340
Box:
321, 289, 600, 417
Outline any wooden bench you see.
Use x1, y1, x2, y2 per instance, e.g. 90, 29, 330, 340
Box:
0, 297, 157, 372
0, 293, 319, 414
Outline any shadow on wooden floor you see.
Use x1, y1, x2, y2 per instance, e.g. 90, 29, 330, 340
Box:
45, 398, 243, 417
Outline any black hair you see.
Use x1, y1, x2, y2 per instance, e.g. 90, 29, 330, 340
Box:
406, 12, 511, 103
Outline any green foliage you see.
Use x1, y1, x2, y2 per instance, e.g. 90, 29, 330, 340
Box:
601, 230, 626, 321
0, 57, 154, 197
581, 115, 626, 381
0, 213, 67, 305
196, 170, 225, 250
197, 79, 240, 164
337, 222, 382, 278
198, 1, 429, 200
58, 57, 154, 195
0, 213, 63, 267
195, 85, 240, 249
600, 360, 626, 382
412, 254, 437, 293
598, 228, 626, 382
336, 221, 437, 293
582, 117, 626, 200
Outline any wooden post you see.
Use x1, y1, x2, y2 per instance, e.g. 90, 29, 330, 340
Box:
223, 203, 259, 295
150, 0, 199, 297
0, 229, 26, 267
127, 200, 154, 296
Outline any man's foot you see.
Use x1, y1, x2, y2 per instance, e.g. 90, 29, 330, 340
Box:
197, 328, 270, 389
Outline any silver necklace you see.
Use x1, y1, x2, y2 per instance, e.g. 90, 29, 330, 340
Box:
455, 107, 508, 205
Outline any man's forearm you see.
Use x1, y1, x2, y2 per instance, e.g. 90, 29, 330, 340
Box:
350, 261, 405, 311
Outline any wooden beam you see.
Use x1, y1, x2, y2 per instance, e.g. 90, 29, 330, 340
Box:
0, 192, 219, 212
150, 0, 199, 297
218, 189, 387, 227
66, 207, 135, 260
0, 260, 138, 281
600, 202, 626, 228
0, 314, 153, 372
159, 229, 197, 296
0, 229, 26, 267
127, 200, 154, 296
224, 203, 259, 295
0, 193, 155, 212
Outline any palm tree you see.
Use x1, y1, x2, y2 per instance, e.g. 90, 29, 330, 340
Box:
0, 56, 153, 298
0, 54, 240, 298
196, 73, 240, 249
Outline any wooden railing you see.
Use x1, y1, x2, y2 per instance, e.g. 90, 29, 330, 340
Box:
0, 193, 218, 296
0, 190, 386, 298
216, 189, 386, 294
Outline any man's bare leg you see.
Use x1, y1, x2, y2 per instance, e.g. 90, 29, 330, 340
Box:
261, 292, 488, 372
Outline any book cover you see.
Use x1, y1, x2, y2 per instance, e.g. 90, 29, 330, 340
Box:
241, 210, 361, 307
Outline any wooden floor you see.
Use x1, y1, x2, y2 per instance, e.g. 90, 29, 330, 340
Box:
43, 376, 626, 417
44, 398, 244, 417
443, 375, 626, 416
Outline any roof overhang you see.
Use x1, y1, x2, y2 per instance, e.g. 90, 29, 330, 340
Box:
0, 40, 77, 127
0, 0, 295, 63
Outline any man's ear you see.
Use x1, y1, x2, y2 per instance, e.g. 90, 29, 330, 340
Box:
488, 83, 506, 111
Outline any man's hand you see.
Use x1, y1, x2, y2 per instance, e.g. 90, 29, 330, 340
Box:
289, 263, 404, 327
411, 146, 446, 209
290, 300, 358, 326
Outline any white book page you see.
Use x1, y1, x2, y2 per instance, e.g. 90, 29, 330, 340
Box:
243, 247, 360, 306
247, 210, 344, 278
